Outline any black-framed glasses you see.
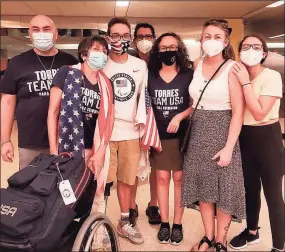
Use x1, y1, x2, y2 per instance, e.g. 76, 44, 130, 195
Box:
136, 34, 155, 41
159, 45, 178, 52
241, 44, 263, 51
109, 33, 132, 42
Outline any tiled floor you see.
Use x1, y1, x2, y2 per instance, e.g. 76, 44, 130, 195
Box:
1, 121, 284, 251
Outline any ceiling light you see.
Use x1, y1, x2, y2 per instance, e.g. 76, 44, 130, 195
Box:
266, 1, 284, 8
116, 1, 129, 7
269, 34, 285, 39
267, 42, 284, 48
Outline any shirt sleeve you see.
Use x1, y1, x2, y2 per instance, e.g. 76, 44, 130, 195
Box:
260, 70, 283, 98
51, 65, 69, 91
0, 59, 18, 95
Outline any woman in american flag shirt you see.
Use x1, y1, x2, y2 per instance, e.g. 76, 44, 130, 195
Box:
47, 36, 114, 205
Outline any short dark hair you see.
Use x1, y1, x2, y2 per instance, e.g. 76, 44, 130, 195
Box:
107, 17, 131, 35
238, 34, 268, 64
148, 32, 191, 74
134, 23, 155, 38
77, 35, 109, 63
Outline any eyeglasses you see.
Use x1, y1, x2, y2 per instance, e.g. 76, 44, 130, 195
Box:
136, 34, 155, 41
109, 33, 131, 42
241, 44, 263, 51
159, 45, 178, 52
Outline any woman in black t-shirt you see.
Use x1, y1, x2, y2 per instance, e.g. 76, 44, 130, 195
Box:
48, 36, 114, 178
148, 32, 193, 245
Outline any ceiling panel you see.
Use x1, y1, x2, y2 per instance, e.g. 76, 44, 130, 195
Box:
0, 1, 36, 15
0, 1, 113, 20
1, 1, 116, 17
1, 1, 276, 18
248, 5, 284, 22
127, 1, 275, 18
24, 1, 63, 16
54, 1, 115, 17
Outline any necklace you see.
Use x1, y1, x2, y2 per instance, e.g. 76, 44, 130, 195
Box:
35, 52, 56, 71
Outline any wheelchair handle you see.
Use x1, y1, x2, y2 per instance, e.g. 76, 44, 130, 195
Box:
58, 152, 73, 158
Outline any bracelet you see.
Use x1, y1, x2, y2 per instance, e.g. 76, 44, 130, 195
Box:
1, 140, 11, 146
242, 83, 251, 87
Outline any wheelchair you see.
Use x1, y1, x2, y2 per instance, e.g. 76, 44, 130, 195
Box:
71, 182, 120, 252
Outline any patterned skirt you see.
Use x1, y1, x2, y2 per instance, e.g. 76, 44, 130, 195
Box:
181, 109, 246, 222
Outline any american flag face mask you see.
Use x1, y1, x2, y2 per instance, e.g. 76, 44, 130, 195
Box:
109, 40, 130, 55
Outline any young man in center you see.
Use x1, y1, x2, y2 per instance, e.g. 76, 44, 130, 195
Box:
130, 23, 162, 226
104, 17, 147, 245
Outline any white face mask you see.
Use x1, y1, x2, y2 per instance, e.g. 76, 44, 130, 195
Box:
240, 48, 264, 66
202, 39, 224, 57
137, 39, 153, 54
32, 32, 54, 51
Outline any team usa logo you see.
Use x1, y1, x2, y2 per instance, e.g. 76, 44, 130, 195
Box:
110, 73, 136, 102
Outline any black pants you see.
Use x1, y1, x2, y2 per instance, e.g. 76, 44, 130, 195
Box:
240, 122, 285, 249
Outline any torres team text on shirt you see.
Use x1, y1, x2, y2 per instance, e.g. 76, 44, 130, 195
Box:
0, 14, 284, 252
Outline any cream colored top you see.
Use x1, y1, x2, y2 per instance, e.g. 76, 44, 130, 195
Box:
243, 68, 283, 125
189, 59, 235, 110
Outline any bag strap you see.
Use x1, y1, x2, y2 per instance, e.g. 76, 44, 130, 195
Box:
191, 59, 229, 119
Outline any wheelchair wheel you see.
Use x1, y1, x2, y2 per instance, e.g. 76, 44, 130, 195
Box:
72, 213, 120, 252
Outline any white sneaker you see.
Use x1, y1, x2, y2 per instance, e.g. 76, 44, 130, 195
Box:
117, 220, 144, 244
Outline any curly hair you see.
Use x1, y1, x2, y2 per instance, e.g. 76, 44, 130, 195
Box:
148, 32, 191, 74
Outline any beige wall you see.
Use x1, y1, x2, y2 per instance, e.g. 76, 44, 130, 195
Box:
227, 19, 244, 59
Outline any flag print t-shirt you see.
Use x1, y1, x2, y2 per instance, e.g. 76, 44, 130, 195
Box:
148, 67, 193, 139
1, 49, 78, 148
52, 66, 101, 149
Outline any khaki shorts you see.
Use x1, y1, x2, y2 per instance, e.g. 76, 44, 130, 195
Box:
107, 139, 140, 186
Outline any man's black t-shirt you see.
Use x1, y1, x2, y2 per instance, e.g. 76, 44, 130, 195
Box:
148, 68, 194, 140
1, 49, 78, 148
52, 66, 101, 149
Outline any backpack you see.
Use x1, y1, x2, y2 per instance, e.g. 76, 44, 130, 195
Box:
0, 152, 95, 251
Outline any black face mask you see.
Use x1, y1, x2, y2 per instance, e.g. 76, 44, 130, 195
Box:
159, 51, 178, 66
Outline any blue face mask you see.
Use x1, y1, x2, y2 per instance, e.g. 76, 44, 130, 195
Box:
86, 51, 107, 70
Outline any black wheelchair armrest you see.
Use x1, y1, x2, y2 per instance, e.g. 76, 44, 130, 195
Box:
104, 182, 113, 197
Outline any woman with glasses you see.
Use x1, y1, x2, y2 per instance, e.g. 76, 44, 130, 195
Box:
148, 32, 193, 245
229, 35, 284, 252
181, 19, 246, 252
48, 35, 114, 177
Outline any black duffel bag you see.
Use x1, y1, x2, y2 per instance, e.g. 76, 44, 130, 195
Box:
0, 152, 95, 251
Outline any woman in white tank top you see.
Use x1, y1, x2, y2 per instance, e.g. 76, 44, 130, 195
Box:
181, 19, 246, 252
